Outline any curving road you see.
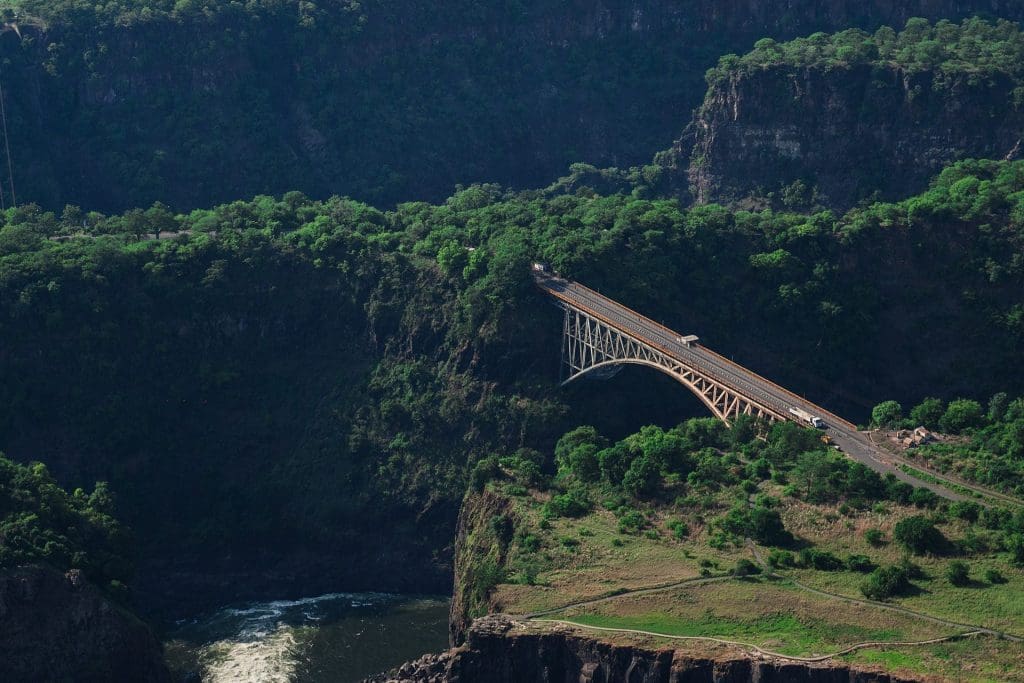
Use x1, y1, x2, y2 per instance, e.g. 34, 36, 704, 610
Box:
535, 272, 979, 502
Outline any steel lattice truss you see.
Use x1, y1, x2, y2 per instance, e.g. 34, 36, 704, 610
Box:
560, 304, 785, 425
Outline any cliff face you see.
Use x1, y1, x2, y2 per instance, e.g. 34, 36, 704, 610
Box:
5, 1, 1024, 212
369, 615, 919, 683
0, 565, 171, 682
449, 490, 515, 646
680, 64, 1023, 209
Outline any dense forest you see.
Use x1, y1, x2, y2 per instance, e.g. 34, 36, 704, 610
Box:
1, 2, 1024, 212
2, 154, 1022, 610
0, 453, 129, 589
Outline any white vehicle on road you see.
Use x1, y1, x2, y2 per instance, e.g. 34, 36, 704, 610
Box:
788, 406, 825, 429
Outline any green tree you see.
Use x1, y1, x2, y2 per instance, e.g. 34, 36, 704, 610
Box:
909, 397, 945, 428
894, 515, 946, 555
871, 400, 903, 427
940, 399, 985, 433
860, 565, 911, 600
988, 392, 1010, 422
621, 454, 660, 498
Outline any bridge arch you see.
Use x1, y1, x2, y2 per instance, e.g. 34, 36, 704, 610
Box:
559, 305, 784, 426
562, 357, 733, 423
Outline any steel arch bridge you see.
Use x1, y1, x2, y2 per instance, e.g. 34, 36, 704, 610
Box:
559, 303, 787, 425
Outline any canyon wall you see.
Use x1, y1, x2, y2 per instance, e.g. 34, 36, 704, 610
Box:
368, 615, 920, 683
0, 565, 170, 682
677, 63, 1023, 209
4, 1, 1024, 212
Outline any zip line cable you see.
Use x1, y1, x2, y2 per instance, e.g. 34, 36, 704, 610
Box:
0, 63, 15, 208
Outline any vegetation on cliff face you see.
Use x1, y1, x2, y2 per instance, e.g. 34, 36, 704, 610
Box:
0, 453, 129, 590
679, 18, 1024, 209
1, 158, 1024, 604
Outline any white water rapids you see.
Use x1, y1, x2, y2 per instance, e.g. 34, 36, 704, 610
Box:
164, 592, 449, 683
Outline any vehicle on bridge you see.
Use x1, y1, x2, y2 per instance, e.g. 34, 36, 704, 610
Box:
789, 406, 826, 429
675, 334, 699, 347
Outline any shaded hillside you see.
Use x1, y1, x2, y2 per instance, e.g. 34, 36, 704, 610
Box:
2, 2, 1024, 212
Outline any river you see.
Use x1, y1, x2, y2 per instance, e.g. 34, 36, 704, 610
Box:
164, 592, 450, 682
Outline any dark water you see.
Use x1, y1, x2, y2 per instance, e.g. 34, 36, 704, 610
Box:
164, 593, 449, 683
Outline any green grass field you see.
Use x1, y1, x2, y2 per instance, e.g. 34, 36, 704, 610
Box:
485, 476, 1024, 681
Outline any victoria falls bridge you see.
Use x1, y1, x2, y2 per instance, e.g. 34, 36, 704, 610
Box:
533, 267, 982, 503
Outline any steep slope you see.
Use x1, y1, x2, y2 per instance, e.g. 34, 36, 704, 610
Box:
0, 566, 171, 682
2, 2, 1024, 212
666, 18, 1024, 209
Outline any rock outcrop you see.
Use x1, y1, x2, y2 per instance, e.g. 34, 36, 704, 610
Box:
448, 490, 516, 646
367, 615, 920, 683
0, 565, 171, 683
674, 63, 1023, 210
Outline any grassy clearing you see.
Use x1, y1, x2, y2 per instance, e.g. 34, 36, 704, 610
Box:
482, 458, 1024, 679
492, 486, 744, 614
844, 637, 1024, 682
776, 498, 1024, 635
547, 577, 954, 658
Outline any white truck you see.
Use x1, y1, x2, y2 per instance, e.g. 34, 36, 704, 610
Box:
788, 406, 825, 429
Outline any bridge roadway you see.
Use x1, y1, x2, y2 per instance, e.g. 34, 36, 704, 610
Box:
535, 272, 970, 502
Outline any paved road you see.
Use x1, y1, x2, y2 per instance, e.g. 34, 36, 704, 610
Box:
535, 272, 970, 502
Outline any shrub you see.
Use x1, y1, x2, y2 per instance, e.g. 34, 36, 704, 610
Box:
798, 548, 844, 571
846, 554, 877, 573
469, 456, 501, 492
767, 549, 796, 568
559, 536, 580, 548
884, 477, 914, 504
1005, 533, 1024, 566
515, 562, 539, 586
618, 509, 647, 534
489, 514, 514, 545
894, 515, 946, 554
860, 565, 912, 600
946, 560, 971, 586
518, 534, 540, 553
746, 458, 771, 480
611, 538, 624, 548
984, 568, 1007, 584
910, 487, 939, 509
949, 501, 982, 522
543, 485, 592, 519
732, 559, 762, 577
864, 528, 885, 546
666, 518, 689, 540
